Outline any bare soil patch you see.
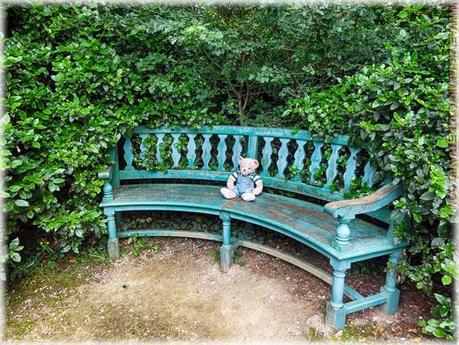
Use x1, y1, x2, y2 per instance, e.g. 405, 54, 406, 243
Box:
5, 238, 438, 342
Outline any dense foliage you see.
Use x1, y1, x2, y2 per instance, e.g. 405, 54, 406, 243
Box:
3, 4, 455, 339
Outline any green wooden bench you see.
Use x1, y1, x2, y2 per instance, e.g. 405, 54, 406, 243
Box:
98, 125, 407, 330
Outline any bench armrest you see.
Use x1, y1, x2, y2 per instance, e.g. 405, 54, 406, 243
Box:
324, 183, 403, 219
97, 166, 114, 180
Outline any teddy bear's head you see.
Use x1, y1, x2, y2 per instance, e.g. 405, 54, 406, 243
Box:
239, 156, 259, 176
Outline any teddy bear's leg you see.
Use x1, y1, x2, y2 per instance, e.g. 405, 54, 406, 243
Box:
241, 192, 256, 201
220, 187, 237, 199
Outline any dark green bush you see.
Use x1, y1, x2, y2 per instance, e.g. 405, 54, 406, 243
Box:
2, 3, 455, 339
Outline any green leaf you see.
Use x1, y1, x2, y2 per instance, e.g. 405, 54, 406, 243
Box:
9, 238, 20, 250
48, 183, 59, 192
420, 191, 436, 201
439, 204, 454, 219
441, 275, 452, 286
436, 138, 449, 148
10, 252, 21, 263
14, 199, 29, 207
433, 328, 446, 338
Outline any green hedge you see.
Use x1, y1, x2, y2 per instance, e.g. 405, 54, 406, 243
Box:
3, 4, 455, 339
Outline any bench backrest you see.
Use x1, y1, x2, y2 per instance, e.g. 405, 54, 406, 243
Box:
113, 126, 385, 204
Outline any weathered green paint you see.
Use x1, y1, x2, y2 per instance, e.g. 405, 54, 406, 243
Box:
118, 229, 223, 242
325, 301, 347, 330
363, 161, 376, 187
343, 292, 388, 314
116, 169, 347, 203
324, 183, 403, 219
381, 249, 403, 315
292, 139, 306, 182
217, 134, 228, 170
343, 147, 360, 191
232, 135, 243, 168
139, 134, 148, 166
276, 138, 290, 178
260, 136, 274, 176
123, 135, 134, 170
100, 183, 405, 260
202, 134, 212, 170
133, 125, 350, 146
186, 134, 197, 168
98, 125, 407, 330
247, 135, 258, 158
220, 212, 231, 246
324, 144, 341, 188
102, 180, 113, 203
107, 238, 120, 260
156, 133, 165, 164
309, 141, 323, 184
331, 217, 352, 252
219, 245, 235, 272
171, 134, 181, 167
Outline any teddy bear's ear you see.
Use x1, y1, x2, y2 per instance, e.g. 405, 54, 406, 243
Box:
253, 159, 259, 169
239, 156, 244, 163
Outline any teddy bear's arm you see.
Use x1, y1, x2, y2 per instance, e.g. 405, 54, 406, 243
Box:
226, 173, 237, 190
253, 175, 263, 196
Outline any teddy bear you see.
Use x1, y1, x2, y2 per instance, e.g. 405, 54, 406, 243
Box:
220, 156, 263, 201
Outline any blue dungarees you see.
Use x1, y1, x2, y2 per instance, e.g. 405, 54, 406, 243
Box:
232, 171, 261, 197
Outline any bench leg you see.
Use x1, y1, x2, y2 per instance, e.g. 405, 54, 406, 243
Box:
219, 212, 234, 272
326, 260, 351, 330
105, 208, 119, 261
381, 249, 402, 315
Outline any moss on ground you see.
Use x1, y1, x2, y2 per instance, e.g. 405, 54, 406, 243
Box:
304, 322, 383, 342
335, 323, 381, 342
5, 318, 35, 338
5, 246, 112, 339
204, 247, 246, 267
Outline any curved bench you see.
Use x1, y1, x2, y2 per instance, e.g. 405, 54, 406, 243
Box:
98, 125, 407, 330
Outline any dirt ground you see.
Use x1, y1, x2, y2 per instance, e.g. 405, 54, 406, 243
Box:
4, 238, 446, 343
